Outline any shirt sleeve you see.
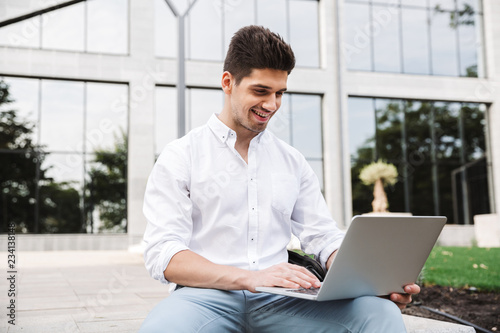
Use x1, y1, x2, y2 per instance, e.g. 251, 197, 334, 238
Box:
143, 143, 193, 284
290, 158, 345, 269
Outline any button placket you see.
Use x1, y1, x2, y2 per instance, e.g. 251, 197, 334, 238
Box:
247, 142, 259, 269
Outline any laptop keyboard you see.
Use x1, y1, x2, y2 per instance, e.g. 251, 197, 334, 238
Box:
287, 287, 320, 295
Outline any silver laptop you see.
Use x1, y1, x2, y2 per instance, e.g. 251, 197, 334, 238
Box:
256, 215, 447, 301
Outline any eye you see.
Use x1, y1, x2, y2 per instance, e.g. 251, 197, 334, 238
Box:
276, 91, 284, 97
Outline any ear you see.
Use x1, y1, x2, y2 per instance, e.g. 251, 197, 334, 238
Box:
221, 71, 234, 94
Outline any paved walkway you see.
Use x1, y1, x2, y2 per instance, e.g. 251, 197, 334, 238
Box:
0, 251, 474, 333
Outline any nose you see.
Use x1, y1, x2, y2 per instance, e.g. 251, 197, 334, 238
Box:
262, 94, 278, 112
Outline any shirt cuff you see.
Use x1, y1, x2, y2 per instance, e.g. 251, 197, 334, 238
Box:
151, 242, 190, 284
318, 237, 344, 270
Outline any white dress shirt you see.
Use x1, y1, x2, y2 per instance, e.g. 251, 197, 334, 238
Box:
143, 114, 345, 284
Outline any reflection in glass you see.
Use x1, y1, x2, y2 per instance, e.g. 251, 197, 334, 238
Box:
458, 0, 481, 12
372, 5, 401, 72
39, 153, 83, 233
458, 14, 480, 77
257, 0, 287, 41
404, 101, 434, 215
42, 153, 84, 186
433, 102, 461, 161
429, 0, 456, 11
348, 97, 375, 161
291, 94, 322, 159
268, 94, 291, 144
224, 0, 255, 56
40, 80, 84, 152
0, 16, 41, 48
188, 0, 223, 61
461, 103, 486, 162
402, 8, 430, 74
155, 0, 177, 58
349, 97, 490, 223
2, 77, 40, 145
0, 77, 128, 233
188, 88, 223, 130
343, 3, 372, 71
85, 134, 127, 233
41, 2, 85, 52
289, 0, 320, 67
155, 86, 178, 155
87, 0, 128, 54
431, 9, 459, 76
401, 0, 427, 7
375, 99, 403, 161
86, 83, 128, 152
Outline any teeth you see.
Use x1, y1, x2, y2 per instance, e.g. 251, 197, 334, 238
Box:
252, 109, 269, 118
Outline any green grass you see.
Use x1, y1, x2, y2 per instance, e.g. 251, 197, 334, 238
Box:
420, 246, 500, 291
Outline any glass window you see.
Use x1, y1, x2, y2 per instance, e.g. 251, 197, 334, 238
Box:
0, 77, 128, 233
87, 0, 128, 54
401, 0, 427, 7
155, 0, 178, 58
348, 97, 490, 224
1, 77, 40, 145
86, 83, 128, 152
289, 0, 320, 67
0, 16, 41, 48
430, 0, 456, 11
375, 99, 403, 161
268, 94, 292, 144
188, 88, 223, 130
40, 80, 85, 152
224, 0, 255, 56
430, 9, 459, 76
343, 2, 372, 71
458, 14, 481, 77
41, 2, 85, 52
461, 103, 486, 162
257, 0, 288, 41
290, 94, 322, 159
458, 0, 482, 12
347, 97, 376, 162
39, 153, 84, 233
372, 4, 401, 72
401, 7, 430, 74
155, 86, 178, 156
188, 0, 223, 61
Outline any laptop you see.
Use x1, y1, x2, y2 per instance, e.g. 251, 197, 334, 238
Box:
256, 215, 447, 301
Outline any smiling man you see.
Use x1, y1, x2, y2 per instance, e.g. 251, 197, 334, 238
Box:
140, 25, 416, 332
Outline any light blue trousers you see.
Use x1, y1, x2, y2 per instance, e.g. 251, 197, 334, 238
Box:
139, 287, 407, 333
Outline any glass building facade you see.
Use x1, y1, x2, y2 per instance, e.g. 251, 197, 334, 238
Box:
0, 0, 498, 245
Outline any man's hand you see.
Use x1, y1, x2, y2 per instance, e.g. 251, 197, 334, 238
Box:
389, 283, 420, 310
248, 263, 321, 293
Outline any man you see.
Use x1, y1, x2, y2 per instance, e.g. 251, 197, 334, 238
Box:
140, 25, 418, 332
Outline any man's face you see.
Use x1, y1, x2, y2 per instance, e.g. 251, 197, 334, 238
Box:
226, 68, 288, 135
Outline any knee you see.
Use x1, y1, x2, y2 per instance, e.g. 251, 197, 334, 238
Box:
353, 296, 406, 332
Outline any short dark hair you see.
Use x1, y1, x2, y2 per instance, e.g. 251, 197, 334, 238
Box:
223, 25, 296, 84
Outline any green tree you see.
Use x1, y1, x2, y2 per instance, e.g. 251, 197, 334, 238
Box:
0, 79, 40, 233
85, 132, 127, 232
0, 79, 82, 233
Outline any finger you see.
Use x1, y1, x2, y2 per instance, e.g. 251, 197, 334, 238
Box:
390, 293, 412, 305
403, 284, 421, 295
287, 264, 321, 287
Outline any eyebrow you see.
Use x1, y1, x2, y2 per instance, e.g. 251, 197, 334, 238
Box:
250, 84, 287, 92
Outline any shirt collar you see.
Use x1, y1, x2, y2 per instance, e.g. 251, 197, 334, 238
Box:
208, 113, 267, 144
